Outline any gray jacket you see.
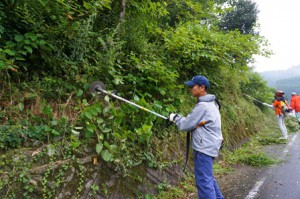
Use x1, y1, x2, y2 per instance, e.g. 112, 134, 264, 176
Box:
174, 94, 223, 157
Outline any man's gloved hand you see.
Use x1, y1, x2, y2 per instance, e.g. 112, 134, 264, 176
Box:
168, 113, 179, 122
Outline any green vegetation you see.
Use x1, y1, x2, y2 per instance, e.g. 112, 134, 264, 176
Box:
156, 173, 197, 199
0, 0, 288, 197
223, 117, 299, 167
222, 144, 279, 167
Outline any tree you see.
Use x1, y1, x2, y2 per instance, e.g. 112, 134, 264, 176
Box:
219, 0, 259, 34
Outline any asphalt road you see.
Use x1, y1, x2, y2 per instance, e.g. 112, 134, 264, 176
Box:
245, 132, 300, 199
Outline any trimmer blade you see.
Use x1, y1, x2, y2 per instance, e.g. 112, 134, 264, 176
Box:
89, 81, 106, 94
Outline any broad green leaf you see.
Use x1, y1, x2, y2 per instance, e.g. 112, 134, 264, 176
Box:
4, 49, 15, 56
15, 56, 25, 61
39, 40, 46, 45
104, 141, 110, 148
82, 99, 89, 106
50, 120, 58, 126
159, 89, 166, 95
87, 123, 96, 132
83, 2, 93, 9
109, 145, 118, 151
76, 89, 83, 97
103, 106, 110, 113
95, 104, 102, 113
30, 35, 37, 41
134, 95, 140, 101
45, 125, 52, 132
101, 150, 112, 162
97, 118, 104, 124
5, 41, 15, 47
98, 134, 104, 140
15, 35, 24, 42
102, 128, 111, 133
51, 129, 60, 136
24, 39, 30, 44
90, 108, 98, 116
42, 106, 52, 117
154, 100, 163, 108
24, 46, 33, 53
24, 32, 34, 38
96, 143, 103, 154
85, 112, 92, 119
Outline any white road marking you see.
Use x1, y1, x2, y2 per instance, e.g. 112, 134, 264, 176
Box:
245, 177, 266, 199
244, 133, 299, 199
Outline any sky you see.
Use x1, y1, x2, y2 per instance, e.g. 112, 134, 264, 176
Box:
252, 0, 300, 72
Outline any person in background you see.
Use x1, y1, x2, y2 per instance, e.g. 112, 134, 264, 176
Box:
168, 75, 224, 199
290, 92, 300, 125
263, 91, 289, 139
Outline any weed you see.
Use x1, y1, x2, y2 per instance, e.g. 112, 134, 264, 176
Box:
157, 181, 170, 193
256, 136, 286, 145
222, 142, 279, 167
89, 185, 100, 197
156, 173, 196, 199
213, 162, 234, 175
240, 153, 279, 166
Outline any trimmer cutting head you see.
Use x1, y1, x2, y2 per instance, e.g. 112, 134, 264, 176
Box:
89, 81, 106, 95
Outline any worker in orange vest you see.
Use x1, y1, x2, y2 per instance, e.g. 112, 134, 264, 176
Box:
263, 91, 289, 139
290, 92, 300, 125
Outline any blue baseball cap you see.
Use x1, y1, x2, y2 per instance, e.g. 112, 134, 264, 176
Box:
184, 75, 210, 88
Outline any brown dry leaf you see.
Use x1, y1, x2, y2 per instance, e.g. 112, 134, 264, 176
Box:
66, 13, 73, 20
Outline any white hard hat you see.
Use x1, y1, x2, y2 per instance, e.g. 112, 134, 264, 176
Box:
292, 92, 297, 95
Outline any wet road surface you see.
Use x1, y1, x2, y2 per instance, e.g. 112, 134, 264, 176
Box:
219, 132, 300, 199
248, 133, 300, 199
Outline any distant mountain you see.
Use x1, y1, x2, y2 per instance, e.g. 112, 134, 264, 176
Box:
275, 76, 300, 98
260, 65, 300, 87
260, 65, 300, 99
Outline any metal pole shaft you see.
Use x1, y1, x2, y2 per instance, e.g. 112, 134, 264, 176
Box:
96, 88, 168, 120
243, 93, 264, 104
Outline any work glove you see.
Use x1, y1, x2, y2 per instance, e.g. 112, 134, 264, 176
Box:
168, 113, 179, 122
165, 113, 179, 127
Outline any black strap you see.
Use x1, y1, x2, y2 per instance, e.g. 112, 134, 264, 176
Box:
183, 131, 191, 172
215, 98, 221, 110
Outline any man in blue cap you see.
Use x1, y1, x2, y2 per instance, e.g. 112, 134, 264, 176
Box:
168, 75, 224, 199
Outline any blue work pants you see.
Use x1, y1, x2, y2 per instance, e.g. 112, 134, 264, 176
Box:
194, 151, 224, 199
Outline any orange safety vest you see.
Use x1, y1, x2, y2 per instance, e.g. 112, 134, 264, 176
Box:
290, 95, 300, 112
273, 99, 289, 115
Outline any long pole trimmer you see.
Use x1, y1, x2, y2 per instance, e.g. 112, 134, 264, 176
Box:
243, 93, 296, 118
89, 81, 168, 120
243, 93, 265, 104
